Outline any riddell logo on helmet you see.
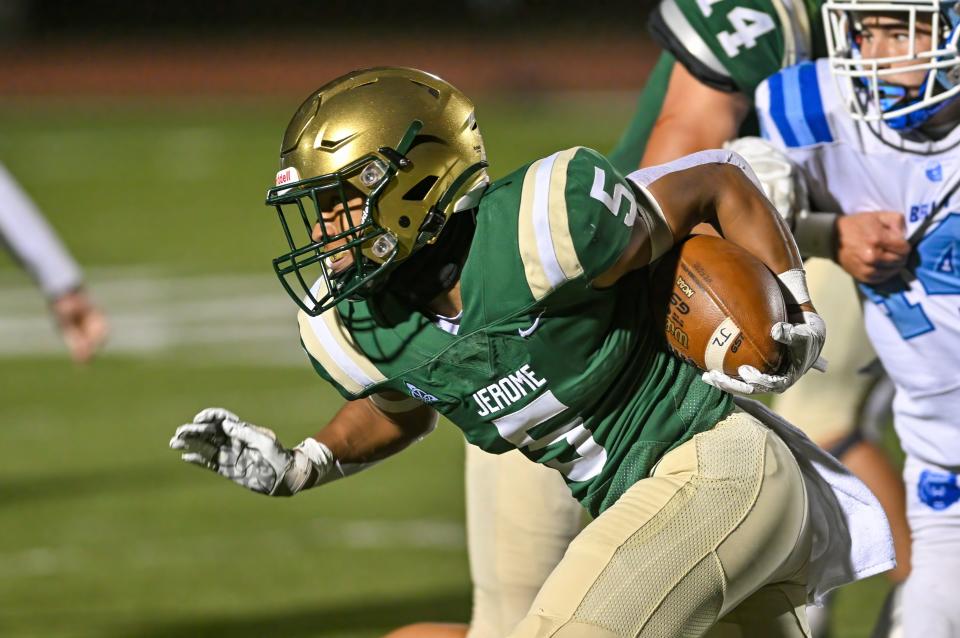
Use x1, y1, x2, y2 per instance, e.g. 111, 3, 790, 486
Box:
275, 167, 301, 186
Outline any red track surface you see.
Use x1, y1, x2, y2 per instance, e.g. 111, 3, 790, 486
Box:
0, 35, 660, 97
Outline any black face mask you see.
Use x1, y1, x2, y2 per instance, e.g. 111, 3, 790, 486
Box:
379, 209, 477, 313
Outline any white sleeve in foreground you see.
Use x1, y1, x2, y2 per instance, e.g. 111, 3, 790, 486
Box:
625, 148, 763, 192
623, 149, 766, 261
0, 163, 82, 297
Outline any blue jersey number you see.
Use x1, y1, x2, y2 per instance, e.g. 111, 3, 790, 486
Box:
860, 213, 960, 339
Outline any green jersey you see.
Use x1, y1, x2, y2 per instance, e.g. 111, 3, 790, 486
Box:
609, 0, 825, 173
299, 147, 733, 516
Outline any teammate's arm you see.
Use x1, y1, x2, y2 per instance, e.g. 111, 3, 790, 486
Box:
0, 164, 108, 363
169, 393, 437, 497
641, 63, 751, 167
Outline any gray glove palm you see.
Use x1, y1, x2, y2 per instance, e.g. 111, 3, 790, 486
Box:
169, 408, 295, 496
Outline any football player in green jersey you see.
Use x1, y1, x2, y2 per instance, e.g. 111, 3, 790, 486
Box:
375, 3, 901, 637
390, 3, 908, 637
436, 4, 909, 637
170, 67, 893, 637
610, 0, 827, 171
636, 0, 915, 615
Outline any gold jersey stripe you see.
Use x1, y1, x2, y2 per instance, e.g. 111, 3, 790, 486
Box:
518, 148, 584, 301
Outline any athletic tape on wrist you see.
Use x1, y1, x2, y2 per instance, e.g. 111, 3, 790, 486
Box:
287, 438, 336, 492
777, 268, 811, 306
295, 437, 334, 468
278, 450, 313, 495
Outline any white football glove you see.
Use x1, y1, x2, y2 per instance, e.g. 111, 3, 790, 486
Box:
169, 408, 334, 496
703, 267, 827, 396
725, 136, 808, 226
702, 310, 827, 396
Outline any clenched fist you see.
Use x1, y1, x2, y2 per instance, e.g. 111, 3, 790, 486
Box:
835, 212, 910, 284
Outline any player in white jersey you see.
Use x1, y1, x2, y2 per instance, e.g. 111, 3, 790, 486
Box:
0, 162, 107, 362
755, 1, 960, 633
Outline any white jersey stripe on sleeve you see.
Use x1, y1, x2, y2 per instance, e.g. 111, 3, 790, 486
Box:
519, 151, 582, 301
532, 152, 567, 290
547, 147, 584, 282
658, 0, 728, 78
518, 157, 547, 299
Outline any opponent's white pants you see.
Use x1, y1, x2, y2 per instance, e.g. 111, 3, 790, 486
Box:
902, 456, 960, 637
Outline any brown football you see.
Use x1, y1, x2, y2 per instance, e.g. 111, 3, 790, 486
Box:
650, 235, 787, 377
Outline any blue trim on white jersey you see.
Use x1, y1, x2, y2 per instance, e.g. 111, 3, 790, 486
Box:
765, 62, 833, 148
800, 63, 833, 143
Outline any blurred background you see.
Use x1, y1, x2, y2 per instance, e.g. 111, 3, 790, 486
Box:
0, 2, 888, 636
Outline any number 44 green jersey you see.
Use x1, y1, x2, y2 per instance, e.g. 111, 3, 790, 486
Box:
650, 0, 825, 96
299, 147, 733, 516
610, 0, 825, 172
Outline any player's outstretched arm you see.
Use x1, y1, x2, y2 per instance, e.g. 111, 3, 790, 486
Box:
169, 394, 437, 496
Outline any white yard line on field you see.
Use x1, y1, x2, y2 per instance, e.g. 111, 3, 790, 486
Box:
0, 518, 465, 576
0, 266, 305, 365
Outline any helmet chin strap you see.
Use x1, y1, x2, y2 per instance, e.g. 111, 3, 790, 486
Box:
452, 175, 491, 212
382, 210, 477, 312
867, 76, 955, 130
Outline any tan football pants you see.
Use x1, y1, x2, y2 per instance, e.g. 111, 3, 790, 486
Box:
464, 260, 860, 636
467, 441, 585, 637
468, 411, 812, 638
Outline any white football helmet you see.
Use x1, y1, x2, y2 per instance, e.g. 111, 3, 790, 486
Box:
824, 0, 960, 129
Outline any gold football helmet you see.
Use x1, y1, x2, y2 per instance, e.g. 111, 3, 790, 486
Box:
265, 67, 488, 316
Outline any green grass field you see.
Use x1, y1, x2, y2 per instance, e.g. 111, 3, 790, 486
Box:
0, 95, 890, 637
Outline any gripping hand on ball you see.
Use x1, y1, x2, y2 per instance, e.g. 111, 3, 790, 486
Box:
707, 310, 826, 395
169, 408, 334, 496
752, 310, 827, 390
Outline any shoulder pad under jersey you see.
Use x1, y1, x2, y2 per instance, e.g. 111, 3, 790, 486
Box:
755, 59, 844, 149
649, 0, 820, 95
